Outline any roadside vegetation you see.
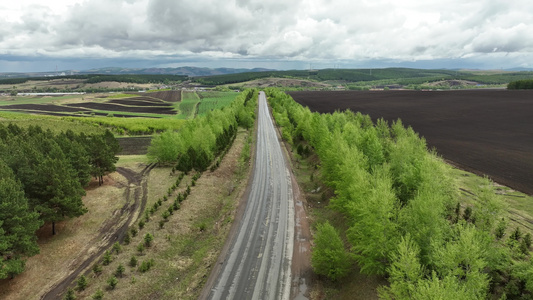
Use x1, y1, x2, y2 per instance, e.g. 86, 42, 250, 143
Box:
267, 88, 533, 299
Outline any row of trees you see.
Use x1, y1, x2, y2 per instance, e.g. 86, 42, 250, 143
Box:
147, 89, 257, 170
266, 88, 533, 299
0, 124, 121, 279
508, 79, 533, 89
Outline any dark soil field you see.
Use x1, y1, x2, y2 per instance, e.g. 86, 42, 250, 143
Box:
65, 102, 176, 114
289, 90, 533, 195
117, 136, 152, 155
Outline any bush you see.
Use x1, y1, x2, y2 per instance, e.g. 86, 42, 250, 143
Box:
137, 243, 145, 254
102, 250, 112, 266
130, 227, 138, 237
64, 288, 76, 300
76, 275, 88, 291
92, 289, 104, 300
123, 232, 131, 245
92, 263, 102, 276
138, 259, 155, 273
311, 222, 352, 281
107, 275, 118, 289
115, 263, 125, 278
144, 233, 154, 247
112, 242, 122, 254
129, 256, 138, 267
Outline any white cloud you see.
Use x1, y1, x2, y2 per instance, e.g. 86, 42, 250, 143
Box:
1, 0, 533, 71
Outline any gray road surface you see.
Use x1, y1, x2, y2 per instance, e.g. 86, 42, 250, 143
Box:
208, 91, 294, 300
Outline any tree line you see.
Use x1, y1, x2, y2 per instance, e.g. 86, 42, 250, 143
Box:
508, 79, 533, 89
266, 88, 533, 299
147, 89, 257, 171
0, 124, 121, 279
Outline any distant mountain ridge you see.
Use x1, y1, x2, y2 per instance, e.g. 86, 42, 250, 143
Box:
72, 66, 275, 77
0, 66, 276, 78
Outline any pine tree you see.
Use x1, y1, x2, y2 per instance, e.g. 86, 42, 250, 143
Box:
0, 160, 42, 279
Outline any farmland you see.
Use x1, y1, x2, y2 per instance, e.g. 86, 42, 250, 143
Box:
289, 90, 533, 196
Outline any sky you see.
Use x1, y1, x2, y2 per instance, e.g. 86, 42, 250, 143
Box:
1, 0, 533, 72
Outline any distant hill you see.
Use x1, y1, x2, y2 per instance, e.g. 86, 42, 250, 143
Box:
0, 66, 275, 79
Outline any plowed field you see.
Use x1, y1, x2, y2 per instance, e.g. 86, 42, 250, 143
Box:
288, 90, 533, 195
65, 102, 176, 114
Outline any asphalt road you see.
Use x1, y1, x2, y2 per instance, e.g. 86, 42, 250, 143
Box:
208, 91, 295, 300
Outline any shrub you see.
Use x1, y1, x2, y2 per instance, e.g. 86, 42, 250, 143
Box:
129, 256, 138, 267
64, 288, 76, 300
102, 250, 112, 266
137, 243, 145, 254
123, 231, 131, 245
76, 275, 87, 291
107, 276, 118, 289
138, 259, 155, 273
92, 289, 104, 300
92, 263, 102, 276
144, 233, 154, 247
115, 263, 125, 278
130, 227, 138, 237
112, 242, 122, 254
138, 219, 145, 229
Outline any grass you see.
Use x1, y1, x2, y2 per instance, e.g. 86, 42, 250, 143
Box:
106, 93, 136, 99
197, 91, 237, 116
178, 91, 201, 118
0, 111, 106, 134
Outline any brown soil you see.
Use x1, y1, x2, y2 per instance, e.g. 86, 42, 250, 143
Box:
289, 90, 533, 196
129, 91, 181, 102
117, 136, 152, 155
39, 164, 154, 300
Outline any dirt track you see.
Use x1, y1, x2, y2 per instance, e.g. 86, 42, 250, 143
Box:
289, 90, 533, 195
41, 164, 154, 300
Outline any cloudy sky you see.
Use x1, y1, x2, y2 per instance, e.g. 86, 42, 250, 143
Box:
1, 0, 533, 72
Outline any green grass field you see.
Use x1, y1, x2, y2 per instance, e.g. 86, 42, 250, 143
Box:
197, 91, 237, 115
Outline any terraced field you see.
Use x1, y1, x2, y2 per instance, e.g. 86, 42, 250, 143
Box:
0, 91, 181, 118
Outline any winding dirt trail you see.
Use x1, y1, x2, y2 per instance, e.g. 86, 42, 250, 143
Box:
41, 164, 154, 300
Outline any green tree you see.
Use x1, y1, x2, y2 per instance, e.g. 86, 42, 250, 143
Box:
107, 275, 118, 289
102, 250, 112, 266
92, 289, 104, 300
379, 235, 424, 299
144, 233, 154, 247
87, 130, 120, 186
311, 222, 352, 281
115, 263, 125, 278
63, 288, 76, 300
0, 160, 42, 279
76, 274, 88, 291
29, 143, 87, 235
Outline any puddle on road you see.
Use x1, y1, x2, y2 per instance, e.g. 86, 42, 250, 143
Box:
294, 277, 309, 300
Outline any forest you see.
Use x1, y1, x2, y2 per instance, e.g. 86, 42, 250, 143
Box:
0, 125, 121, 279
266, 88, 533, 299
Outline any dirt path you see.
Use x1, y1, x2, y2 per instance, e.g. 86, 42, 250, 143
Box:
41, 164, 154, 300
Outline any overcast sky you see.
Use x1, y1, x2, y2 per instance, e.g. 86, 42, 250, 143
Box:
1, 0, 533, 72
